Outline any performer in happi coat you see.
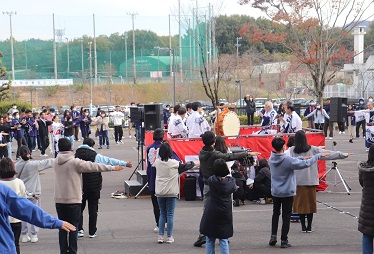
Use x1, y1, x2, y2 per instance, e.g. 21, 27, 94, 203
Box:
257, 101, 277, 134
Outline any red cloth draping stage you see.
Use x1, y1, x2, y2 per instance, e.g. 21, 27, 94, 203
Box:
145, 127, 327, 191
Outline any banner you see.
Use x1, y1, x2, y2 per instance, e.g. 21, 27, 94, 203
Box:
145, 128, 327, 191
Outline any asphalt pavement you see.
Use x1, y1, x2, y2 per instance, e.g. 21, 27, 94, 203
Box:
17, 129, 366, 254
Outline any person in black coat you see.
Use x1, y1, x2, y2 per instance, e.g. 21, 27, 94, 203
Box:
37, 111, 52, 156
200, 158, 237, 254
252, 158, 272, 200
244, 95, 256, 125
358, 145, 374, 253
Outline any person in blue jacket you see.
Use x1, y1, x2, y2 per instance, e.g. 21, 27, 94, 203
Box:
0, 183, 76, 254
268, 137, 329, 248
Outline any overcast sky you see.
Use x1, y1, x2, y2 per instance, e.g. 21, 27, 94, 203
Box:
0, 0, 258, 40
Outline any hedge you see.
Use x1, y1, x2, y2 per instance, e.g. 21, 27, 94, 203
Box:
0, 101, 32, 115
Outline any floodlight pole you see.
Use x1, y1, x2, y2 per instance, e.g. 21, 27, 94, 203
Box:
3, 11, 17, 80
89, 42, 93, 114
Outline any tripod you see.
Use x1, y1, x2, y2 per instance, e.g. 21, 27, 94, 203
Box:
128, 124, 145, 181
319, 161, 351, 195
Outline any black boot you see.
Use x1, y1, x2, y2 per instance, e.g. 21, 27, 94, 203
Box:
306, 213, 314, 232
193, 235, 206, 247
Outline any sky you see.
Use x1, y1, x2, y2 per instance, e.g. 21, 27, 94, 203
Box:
0, 0, 259, 41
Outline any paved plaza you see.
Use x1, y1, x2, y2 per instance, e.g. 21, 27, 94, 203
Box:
17, 130, 366, 254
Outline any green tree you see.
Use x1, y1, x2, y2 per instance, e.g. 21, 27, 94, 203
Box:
0, 52, 11, 101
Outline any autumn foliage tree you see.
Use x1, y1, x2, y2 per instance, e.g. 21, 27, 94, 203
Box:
239, 0, 374, 104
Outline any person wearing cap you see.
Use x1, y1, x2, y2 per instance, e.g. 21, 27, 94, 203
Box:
356, 98, 367, 138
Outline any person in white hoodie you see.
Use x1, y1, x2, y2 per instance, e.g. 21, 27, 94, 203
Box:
109, 106, 124, 144
154, 141, 194, 244
15, 145, 55, 244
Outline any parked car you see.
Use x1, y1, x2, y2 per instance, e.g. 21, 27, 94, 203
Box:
100, 105, 115, 114
48, 106, 59, 115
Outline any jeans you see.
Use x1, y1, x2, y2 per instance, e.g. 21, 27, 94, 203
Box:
205, 236, 229, 254
78, 190, 100, 236
65, 135, 74, 150
27, 136, 36, 153
150, 191, 160, 227
363, 233, 373, 254
56, 203, 81, 254
157, 197, 177, 236
22, 197, 40, 235
99, 130, 109, 147
7, 142, 12, 159
271, 196, 293, 241
11, 222, 22, 254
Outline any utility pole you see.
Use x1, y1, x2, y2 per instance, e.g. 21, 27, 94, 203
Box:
66, 38, 70, 77
123, 33, 128, 82
3, 11, 17, 80
53, 14, 58, 80
80, 38, 84, 81
178, 0, 182, 81
235, 37, 242, 107
127, 12, 138, 84
89, 42, 93, 115
93, 14, 98, 86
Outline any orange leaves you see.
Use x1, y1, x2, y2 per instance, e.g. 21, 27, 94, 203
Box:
238, 23, 286, 44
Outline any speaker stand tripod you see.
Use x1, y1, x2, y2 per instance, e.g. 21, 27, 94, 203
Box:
319, 161, 351, 195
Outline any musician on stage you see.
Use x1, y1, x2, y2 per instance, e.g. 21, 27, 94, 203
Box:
167, 107, 188, 139
257, 101, 277, 134
279, 101, 302, 134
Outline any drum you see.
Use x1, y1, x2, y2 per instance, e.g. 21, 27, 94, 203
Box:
215, 108, 240, 136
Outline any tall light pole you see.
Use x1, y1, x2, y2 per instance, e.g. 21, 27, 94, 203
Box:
127, 12, 138, 84
3, 11, 16, 80
123, 33, 128, 82
66, 38, 70, 78
80, 38, 84, 81
53, 14, 58, 80
89, 42, 93, 114
154, 46, 161, 82
93, 14, 98, 86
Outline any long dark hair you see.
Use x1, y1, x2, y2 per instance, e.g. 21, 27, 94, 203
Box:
367, 145, 374, 166
293, 130, 311, 154
314, 103, 322, 118
214, 136, 227, 153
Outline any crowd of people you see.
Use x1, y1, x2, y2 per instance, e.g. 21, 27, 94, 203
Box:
1, 97, 374, 254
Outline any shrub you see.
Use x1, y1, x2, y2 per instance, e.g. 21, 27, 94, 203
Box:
0, 101, 32, 115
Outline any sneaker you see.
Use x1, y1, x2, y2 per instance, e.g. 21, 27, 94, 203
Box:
269, 235, 277, 246
107, 146, 110, 149
98, 146, 102, 149
78, 230, 84, 238
329, 137, 332, 140
193, 235, 206, 247
21, 234, 31, 243
116, 141, 119, 144
281, 240, 291, 248
343, 131, 345, 134
119, 140, 123, 144
89, 233, 97, 238
259, 198, 266, 205
349, 139, 353, 143
154, 227, 159, 234
339, 131, 342, 134
158, 235, 164, 244
41, 154, 48, 157
129, 135, 132, 139
30, 234, 38, 243
166, 236, 174, 244
306, 229, 313, 233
